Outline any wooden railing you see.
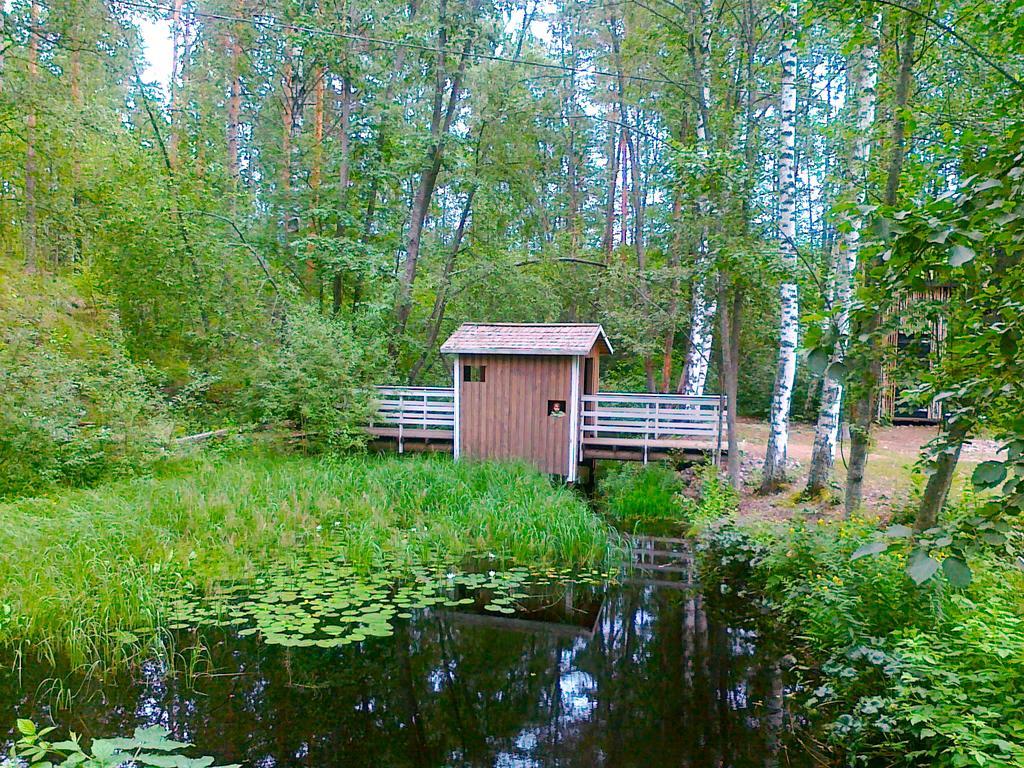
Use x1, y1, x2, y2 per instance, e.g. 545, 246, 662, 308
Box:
367, 386, 455, 451
580, 392, 725, 463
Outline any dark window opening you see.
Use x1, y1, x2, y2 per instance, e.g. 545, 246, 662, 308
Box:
464, 365, 486, 383
548, 400, 567, 417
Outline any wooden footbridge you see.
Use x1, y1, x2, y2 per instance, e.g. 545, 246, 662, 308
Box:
368, 324, 725, 481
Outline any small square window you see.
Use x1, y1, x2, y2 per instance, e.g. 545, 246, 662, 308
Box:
548, 400, 566, 417
464, 365, 486, 383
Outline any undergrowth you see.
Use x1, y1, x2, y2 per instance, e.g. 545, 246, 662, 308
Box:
600, 461, 737, 533
696, 510, 1024, 767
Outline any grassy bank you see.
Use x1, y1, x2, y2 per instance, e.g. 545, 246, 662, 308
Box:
0, 450, 614, 666
698, 514, 1024, 767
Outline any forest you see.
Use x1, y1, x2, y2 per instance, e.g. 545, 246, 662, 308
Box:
1, 0, 1024, 764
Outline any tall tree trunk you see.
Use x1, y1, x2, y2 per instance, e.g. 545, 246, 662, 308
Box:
679, 0, 717, 396
601, 113, 619, 260
168, 0, 187, 169
226, 1, 243, 181
394, 9, 475, 338
718, 275, 743, 488
361, 0, 419, 241
661, 188, 685, 392
408, 186, 475, 384
915, 421, 968, 530
845, 8, 918, 516
333, 75, 353, 314
0, 7, 6, 95
24, 0, 39, 272
760, 0, 800, 493
311, 68, 324, 198
806, 20, 879, 496
69, 2, 84, 263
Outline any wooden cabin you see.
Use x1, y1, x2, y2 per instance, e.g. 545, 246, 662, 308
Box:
440, 323, 612, 481
878, 286, 952, 423
366, 322, 726, 480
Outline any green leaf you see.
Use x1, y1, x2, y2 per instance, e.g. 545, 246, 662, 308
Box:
852, 540, 888, 559
948, 244, 976, 266
884, 524, 913, 538
17, 720, 37, 737
824, 361, 847, 383
807, 348, 830, 375
972, 461, 1007, 489
941, 557, 972, 587
908, 552, 940, 584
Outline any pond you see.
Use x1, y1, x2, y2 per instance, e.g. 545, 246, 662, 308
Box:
0, 537, 807, 767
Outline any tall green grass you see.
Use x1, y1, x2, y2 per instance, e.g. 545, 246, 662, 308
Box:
0, 450, 614, 666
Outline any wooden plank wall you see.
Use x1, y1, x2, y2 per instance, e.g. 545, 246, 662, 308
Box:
459, 353, 573, 475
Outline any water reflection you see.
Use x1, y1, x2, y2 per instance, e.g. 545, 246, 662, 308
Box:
0, 539, 805, 767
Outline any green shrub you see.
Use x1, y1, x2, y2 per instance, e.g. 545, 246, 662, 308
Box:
706, 511, 1024, 767
685, 463, 739, 527
247, 306, 381, 449
0, 325, 170, 498
600, 462, 683, 528
600, 462, 738, 533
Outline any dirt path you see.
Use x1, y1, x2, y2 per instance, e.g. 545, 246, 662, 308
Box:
732, 418, 1001, 521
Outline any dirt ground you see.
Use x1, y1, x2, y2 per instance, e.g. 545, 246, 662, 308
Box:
731, 418, 1002, 522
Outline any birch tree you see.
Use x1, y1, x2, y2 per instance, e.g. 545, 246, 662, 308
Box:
679, 0, 716, 397
805, 16, 879, 496
759, 0, 799, 492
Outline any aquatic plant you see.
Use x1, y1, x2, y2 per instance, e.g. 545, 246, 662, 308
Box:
0, 452, 615, 666
167, 556, 613, 648
599, 462, 683, 529
600, 462, 736, 533
10, 718, 238, 768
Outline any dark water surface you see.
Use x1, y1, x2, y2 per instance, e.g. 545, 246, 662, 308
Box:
0, 539, 806, 767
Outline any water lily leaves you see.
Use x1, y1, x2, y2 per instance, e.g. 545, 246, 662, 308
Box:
163, 549, 613, 651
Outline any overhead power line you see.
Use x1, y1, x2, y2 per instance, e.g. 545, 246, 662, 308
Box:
112, 0, 699, 91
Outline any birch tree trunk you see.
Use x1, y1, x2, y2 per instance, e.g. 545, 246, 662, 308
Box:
679, 0, 717, 396
759, 0, 799, 492
806, 21, 879, 496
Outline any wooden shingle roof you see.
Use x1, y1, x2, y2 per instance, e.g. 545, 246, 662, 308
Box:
440, 323, 613, 356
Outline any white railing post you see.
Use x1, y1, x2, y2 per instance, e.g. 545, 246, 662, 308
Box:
398, 392, 404, 453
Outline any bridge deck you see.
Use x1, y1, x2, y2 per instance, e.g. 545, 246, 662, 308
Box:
367, 386, 725, 463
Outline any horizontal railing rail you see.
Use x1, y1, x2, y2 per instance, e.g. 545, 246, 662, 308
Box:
581, 392, 725, 462
368, 386, 455, 451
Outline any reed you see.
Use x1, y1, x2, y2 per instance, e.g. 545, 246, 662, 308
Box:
0, 450, 614, 666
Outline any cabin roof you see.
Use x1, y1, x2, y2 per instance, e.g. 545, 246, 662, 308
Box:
440, 323, 613, 356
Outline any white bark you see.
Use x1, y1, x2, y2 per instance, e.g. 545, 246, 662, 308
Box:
807, 17, 880, 493
761, 0, 799, 490
680, 0, 716, 396
682, 240, 717, 395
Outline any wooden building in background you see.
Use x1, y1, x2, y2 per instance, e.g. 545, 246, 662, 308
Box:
440, 323, 612, 481
878, 285, 952, 423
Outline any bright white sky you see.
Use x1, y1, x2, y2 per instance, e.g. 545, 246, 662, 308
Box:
134, 6, 551, 97
138, 16, 173, 94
